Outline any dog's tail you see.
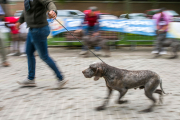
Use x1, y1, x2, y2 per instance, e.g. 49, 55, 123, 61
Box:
160, 79, 166, 94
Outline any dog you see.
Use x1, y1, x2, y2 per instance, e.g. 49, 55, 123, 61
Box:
155, 38, 180, 59
161, 38, 180, 59
82, 62, 165, 112
74, 30, 110, 57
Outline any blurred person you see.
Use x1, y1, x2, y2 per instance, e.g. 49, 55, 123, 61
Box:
0, 4, 10, 67
5, 16, 21, 56
15, 0, 68, 88
79, 6, 101, 55
151, 8, 172, 56
19, 22, 29, 57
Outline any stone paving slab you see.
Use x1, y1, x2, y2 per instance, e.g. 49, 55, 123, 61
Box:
0, 47, 180, 120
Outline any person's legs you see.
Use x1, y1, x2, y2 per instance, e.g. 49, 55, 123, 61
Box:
157, 33, 166, 53
0, 34, 9, 67
30, 25, 63, 81
13, 34, 21, 56
0, 38, 6, 63
153, 32, 166, 54
80, 26, 91, 55
8, 34, 19, 56
158, 33, 167, 55
20, 41, 27, 56
84, 26, 91, 36
92, 25, 101, 51
26, 31, 36, 80
83, 26, 92, 51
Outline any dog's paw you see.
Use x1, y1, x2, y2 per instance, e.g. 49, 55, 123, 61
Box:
103, 53, 111, 57
96, 106, 106, 111
104, 55, 110, 57
158, 96, 163, 105
82, 55, 89, 58
139, 108, 152, 113
168, 56, 178, 59
116, 100, 128, 104
104, 97, 108, 99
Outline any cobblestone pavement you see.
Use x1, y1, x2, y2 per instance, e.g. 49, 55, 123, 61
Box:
0, 47, 180, 120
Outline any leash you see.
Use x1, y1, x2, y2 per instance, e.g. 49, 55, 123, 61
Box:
54, 18, 105, 63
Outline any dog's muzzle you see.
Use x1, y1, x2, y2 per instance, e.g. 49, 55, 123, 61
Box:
82, 69, 94, 78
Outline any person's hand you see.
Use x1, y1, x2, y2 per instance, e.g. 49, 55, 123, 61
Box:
157, 29, 165, 34
48, 10, 57, 19
15, 22, 21, 30
92, 32, 99, 36
74, 29, 82, 34
74, 29, 83, 37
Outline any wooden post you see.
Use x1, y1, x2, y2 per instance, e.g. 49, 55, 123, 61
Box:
125, 0, 131, 14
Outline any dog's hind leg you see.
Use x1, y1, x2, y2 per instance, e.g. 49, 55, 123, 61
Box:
140, 91, 156, 112
99, 39, 110, 57
140, 79, 159, 112
96, 86, 113, 111
154, 89, 163, 104
169, 43, 179, 59
116, 88, 128, 104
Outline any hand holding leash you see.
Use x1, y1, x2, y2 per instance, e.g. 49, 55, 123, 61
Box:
48, 10, 57, 19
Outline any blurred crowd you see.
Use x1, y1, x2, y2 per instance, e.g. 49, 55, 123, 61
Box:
0, 4, 28, 67
0, 3, 176, 67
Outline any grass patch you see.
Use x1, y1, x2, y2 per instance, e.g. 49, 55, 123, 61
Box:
118, 34, 156, 45
47, 33, 180, 46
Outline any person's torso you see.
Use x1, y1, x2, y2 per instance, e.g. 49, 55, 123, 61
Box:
153, 13, 171, 31
155, 13, 170, 26
85, 14, 98, 26
4, 17, 19, 34
24, 0, 48, 28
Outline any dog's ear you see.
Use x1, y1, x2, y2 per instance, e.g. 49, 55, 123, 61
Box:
89, 63, 97, 70
94, 68, 103, 81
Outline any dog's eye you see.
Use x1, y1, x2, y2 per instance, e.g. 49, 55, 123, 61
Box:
89, 65, 93, 69
90, 64, 96, 69
90, 66, 96, 70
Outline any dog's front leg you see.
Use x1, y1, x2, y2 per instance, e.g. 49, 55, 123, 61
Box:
116, 88, 128, 104
96, 86, 112, 111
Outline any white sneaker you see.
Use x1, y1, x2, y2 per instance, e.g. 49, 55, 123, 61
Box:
20, 54, 27, 57
7, 53, 17, 56
56, 79, 69, 89
17, 78, 36, 87
79, 51, 88, 55
151, 50, 159, 54
159, 51, 167, 55
95, 51, 102, 56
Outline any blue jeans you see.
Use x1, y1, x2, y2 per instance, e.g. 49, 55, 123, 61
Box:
84, 25, 98, 36
83, 25, 101, 51
26, 25, 63, 81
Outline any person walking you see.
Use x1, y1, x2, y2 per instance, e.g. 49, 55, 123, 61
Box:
151, 8, 172, 57
5, 16, 21, 56
15, 0, 68, 88
79, 6, 101, 56
0, 4, 10, 67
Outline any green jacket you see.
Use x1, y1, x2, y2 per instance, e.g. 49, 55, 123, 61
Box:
18, 0, 57, 28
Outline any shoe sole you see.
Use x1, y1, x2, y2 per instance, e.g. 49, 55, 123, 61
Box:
58, 80, 69, 89
3, 65, 10, 67
17, 81, 36, 87
79, 52, 88, 55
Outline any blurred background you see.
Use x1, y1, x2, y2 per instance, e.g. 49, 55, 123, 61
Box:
1, 0, 180, 48
1, 1, 180, 119
2, 0, 180, 17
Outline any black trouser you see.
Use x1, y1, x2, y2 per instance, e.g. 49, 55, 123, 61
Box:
153, 31, 167, 53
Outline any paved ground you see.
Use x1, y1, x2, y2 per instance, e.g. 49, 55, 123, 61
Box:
0, 47, 180, 120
